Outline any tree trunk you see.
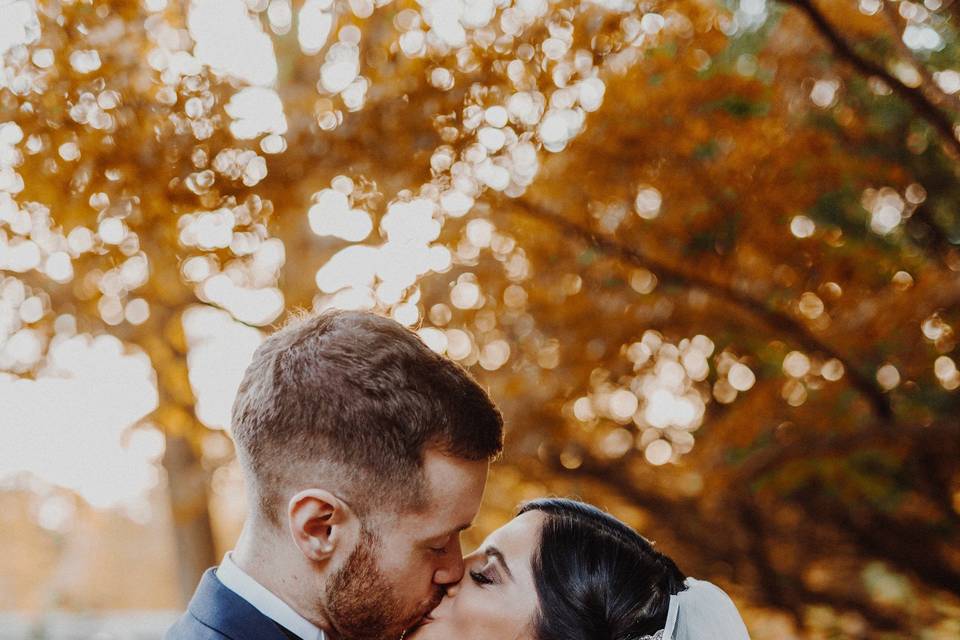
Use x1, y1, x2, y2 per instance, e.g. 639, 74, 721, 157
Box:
163, 433, 217, 606
131, 305, 219, 606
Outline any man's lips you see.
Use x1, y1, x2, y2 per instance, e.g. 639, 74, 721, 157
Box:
406, 589, 443, 633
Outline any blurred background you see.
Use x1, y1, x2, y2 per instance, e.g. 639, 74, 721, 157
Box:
1, 0, 959, 638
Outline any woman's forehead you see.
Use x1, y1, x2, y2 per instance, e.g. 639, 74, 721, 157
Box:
485, 510, 546, 561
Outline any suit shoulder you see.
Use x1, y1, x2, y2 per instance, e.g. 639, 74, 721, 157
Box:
165, 611, 230, 640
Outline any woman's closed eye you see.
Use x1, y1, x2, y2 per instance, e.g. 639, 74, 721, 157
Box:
469, 565, 497, 586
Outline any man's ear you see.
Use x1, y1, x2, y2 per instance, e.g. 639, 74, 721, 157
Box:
287, 489, 358, 562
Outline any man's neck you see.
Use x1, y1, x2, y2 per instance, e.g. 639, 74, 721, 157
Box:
232, 522, 335, 636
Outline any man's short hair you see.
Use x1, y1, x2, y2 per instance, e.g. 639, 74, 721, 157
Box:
231, 309, 504, 526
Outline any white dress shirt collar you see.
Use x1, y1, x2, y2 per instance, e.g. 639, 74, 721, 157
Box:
217, 551, 326, 640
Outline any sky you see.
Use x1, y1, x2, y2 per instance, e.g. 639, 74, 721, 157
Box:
0, 308, 262, 520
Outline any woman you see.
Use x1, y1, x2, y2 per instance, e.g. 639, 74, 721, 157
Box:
407, 498, 750, 640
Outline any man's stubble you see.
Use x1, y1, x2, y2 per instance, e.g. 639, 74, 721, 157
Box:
325, 528, 443, 640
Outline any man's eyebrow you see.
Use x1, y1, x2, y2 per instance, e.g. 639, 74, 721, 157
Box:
424, 521, 473, 543
485, 546, 513, 579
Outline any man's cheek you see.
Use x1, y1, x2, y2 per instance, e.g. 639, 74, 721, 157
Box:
385, 553, 423, 584
374, 540, 408, 573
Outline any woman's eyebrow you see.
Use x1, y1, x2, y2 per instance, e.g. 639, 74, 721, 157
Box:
484, 546, 513, 579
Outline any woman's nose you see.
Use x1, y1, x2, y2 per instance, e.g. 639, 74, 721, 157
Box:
444, 580, 462, 598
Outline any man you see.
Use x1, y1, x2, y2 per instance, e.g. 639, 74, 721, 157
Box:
166, 310, 504, 640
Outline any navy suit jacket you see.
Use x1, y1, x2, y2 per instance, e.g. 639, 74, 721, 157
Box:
165, 568, 299, 640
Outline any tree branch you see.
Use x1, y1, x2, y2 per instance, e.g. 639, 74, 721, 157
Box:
806, 489, 960, 596
733, 497, 909, 632
781, 0, 960, 161
882, 0, 960, 113
506, 195, 895, 423
536, 447, 729, 559
732, 421, 960, 596
734, 419, 960, 488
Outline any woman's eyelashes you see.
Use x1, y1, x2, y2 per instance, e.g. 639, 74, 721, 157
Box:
469, 564, 497, 587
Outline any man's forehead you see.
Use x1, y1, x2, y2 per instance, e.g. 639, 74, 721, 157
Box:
412, 450, 489, 532
420, 519, 473, 542
421, 449, 489, 487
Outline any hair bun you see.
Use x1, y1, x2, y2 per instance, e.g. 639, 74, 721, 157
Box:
519, 498, 686, 640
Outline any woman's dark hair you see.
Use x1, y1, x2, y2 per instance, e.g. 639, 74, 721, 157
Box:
518, 498, 687, 640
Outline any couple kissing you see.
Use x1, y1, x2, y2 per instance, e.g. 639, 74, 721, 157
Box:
166, 310, 750, 640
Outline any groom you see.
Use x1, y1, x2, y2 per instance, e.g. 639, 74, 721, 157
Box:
166, 310, 504, 640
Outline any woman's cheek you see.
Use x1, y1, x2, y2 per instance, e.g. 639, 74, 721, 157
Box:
449, 586, 488, 634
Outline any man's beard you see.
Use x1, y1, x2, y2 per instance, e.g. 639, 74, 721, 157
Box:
325, 528, 443, 640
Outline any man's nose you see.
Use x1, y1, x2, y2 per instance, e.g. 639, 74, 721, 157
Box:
433, 540, 465, 585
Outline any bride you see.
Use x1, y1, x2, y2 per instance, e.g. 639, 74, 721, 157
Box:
406, 498, 750, 640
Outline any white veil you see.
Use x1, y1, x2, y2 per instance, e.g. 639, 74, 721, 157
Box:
651, 577, 750, 640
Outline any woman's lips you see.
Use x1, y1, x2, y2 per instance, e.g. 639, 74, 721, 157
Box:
416, 614, 434, 626
407, 592, 442, 634
404, 614, 433, 636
